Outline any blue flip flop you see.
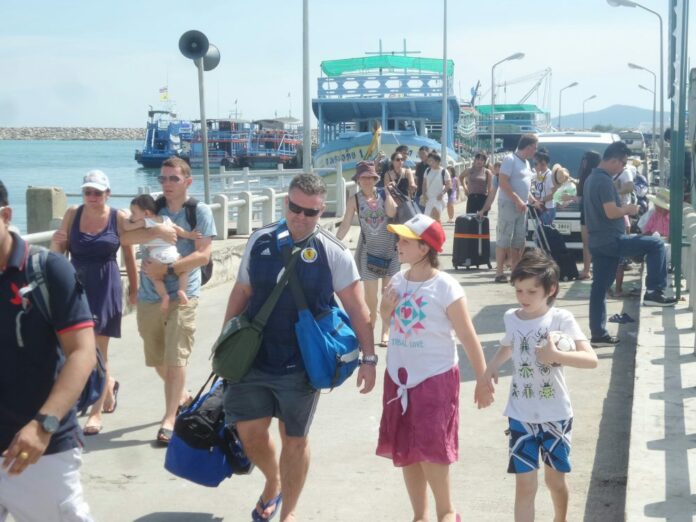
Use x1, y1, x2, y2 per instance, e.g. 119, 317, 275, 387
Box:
251, 493, 283, 521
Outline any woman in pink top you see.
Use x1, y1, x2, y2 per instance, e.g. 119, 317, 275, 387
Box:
377, 215, 494, 522
461, 152, 493, 214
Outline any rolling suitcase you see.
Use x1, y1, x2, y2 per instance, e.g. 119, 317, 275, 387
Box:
452, 214, 492, 270
528, 206, 579, 282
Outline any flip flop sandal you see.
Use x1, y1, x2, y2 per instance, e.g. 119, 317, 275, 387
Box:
494, 275, 508, 283
103, 381, 120, 414
621, 313, 636, 323
608, 313, 623, 323
156, 427, 173, 446
251, 493, 283, 521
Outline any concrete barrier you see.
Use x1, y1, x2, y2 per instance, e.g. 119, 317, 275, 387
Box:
26, 186, 66, 234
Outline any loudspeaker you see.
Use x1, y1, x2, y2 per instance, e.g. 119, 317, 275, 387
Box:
179, 30, 209, 60
203, 44, 220, 71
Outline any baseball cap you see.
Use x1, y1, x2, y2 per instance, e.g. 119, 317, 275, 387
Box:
81, 170, 110, 192
387, 214, 446, 253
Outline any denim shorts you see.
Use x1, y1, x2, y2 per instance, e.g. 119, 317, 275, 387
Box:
223, 367, 320, 437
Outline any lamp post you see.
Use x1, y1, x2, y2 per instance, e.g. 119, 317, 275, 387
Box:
302, 0, 311, 173
441, 0, 448, 163
629, 62, 657, 155
607, 0, 664, 179
558, 82, 578, 131
582, 94, 597, 130
491, 52, 525, 159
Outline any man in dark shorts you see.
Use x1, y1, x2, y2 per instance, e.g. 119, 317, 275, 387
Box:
222, 173, 376, 521
0, 180, 97, 521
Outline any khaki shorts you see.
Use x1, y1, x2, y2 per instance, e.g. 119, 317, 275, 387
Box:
137, 298, 198, 367
496, 200, 528, 249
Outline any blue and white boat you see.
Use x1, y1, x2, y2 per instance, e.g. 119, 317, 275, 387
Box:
312, 55, 460, 179
134, 109, 191, 168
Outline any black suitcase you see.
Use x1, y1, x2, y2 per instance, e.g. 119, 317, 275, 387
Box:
528, 207, 579, 282
452, 215, 492, 270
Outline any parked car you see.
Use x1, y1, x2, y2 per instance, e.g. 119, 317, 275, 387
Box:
528, 132, 620, 250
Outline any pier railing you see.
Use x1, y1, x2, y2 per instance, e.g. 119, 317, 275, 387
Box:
22, 165, 355, 244
683, 202, 696, 351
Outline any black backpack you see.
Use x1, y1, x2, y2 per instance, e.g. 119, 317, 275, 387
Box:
19, 246, 106, 414
154, 196, 213, 285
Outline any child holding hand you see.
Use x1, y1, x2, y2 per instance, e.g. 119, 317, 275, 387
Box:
377, 214, 494, 522
484, 249, 598, 522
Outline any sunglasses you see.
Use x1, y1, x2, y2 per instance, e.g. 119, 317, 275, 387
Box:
394, 157, 404, 162
83, 189, 104, 197
158, 175, 184, 184
288, 199, 321, 217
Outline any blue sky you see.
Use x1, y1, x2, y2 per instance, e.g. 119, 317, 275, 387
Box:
1, 0, 692, 127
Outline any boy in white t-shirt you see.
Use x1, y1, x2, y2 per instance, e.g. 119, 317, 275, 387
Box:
124, 194, 200, 312
484, 249, 598, 522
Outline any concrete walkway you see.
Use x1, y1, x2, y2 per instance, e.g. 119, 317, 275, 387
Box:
66, 201, 693, 521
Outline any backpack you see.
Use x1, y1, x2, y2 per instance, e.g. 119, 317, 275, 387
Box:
154, 196, 213, 285
20, 246, 106, 414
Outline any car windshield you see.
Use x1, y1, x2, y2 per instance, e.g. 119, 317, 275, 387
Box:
538, 141, 611, 179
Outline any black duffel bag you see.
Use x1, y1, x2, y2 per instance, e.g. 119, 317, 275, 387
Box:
387, 185, 422, 224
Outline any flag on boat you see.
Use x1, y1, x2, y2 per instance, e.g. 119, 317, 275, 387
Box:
159, 86, 169, 101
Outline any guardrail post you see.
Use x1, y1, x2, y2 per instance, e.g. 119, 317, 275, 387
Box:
212, 193, 229, 240
237, 191, 253, 235
277, 163, 285, 190
26, 186, 67, 234
243, 167, 251, 192
261, 187, 276, 225
335, 172, 346, 218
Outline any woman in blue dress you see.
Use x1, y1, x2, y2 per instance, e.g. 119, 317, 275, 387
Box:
51, 170, 138, 435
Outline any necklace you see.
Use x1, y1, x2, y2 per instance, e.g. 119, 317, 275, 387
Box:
404, 268, 436, 297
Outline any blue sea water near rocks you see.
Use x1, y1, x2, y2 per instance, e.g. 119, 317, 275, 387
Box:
0, 140, 226, 234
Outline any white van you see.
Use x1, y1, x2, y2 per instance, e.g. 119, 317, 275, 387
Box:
529, 132, 620, 250
618, 130, 646, 158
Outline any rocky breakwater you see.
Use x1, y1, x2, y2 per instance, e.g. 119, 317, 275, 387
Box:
0, 127, 145, 140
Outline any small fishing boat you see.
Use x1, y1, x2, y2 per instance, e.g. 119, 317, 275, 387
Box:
134, 109, 191, 168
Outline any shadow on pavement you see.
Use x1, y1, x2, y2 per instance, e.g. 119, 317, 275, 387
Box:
583, 296, 638, 521
133, 513, 223, 522
643, 306, 696, 521
82, 421, 161, 453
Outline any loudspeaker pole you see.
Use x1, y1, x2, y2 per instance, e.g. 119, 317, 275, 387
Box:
196, 57, 211, 204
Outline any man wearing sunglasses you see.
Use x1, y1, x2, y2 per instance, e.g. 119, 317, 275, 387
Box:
0, 180, 97, 521
222, 173, 375, 521
120, 157, 216, 445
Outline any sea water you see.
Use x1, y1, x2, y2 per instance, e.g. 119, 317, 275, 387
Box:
0, 140, 250, 234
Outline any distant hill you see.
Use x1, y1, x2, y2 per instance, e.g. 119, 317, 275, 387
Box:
553, 104, 668, 133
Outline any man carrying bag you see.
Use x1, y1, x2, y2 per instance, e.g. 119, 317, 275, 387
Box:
220, 173, 376, 522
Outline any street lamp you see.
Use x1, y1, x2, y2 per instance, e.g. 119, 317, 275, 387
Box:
582, 95, 597, 130
629, 63, 657, 155
607, 0, 664, 180
558, 82, 579, 131
491, 52, 525, 159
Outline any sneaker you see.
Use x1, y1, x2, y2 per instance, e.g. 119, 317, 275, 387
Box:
643, 290, 678, 307
591, 335, 620, 347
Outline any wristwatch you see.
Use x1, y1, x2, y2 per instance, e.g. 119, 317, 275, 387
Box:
361, 354, 379, 366
166, 264, 176, 276
34, 413, 60, 434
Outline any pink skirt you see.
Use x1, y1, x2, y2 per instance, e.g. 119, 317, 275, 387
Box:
376, 366, 460, 467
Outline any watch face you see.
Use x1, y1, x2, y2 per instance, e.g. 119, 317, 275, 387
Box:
43, 415, 60, 433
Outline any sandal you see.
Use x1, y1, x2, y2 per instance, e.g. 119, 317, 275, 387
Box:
102, 380, 120, 414
251, 492, 283, 521
156, 427, 173, 446
577, 273, 591, 281
83, 424, 102, 436
494, 275, 508, 283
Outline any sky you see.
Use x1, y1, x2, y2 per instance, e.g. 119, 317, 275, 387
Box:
1, 0, 693, 128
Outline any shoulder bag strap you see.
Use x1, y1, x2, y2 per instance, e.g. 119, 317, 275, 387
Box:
251, 246, 302, 329
280, 243, 310, 312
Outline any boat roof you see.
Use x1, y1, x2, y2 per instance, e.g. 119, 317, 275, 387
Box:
321, 56, 454, 77
475, 104, 547, 115
312, 96, 460, 124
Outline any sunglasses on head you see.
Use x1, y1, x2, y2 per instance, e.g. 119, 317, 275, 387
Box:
158, 175, 184, 184
83, 189, 104, 197
288, 199, 321, 217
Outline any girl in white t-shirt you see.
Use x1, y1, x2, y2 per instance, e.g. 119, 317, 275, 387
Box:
483, 249, 597, 522
421, 151, 451, 223
377, 214, 493, 522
